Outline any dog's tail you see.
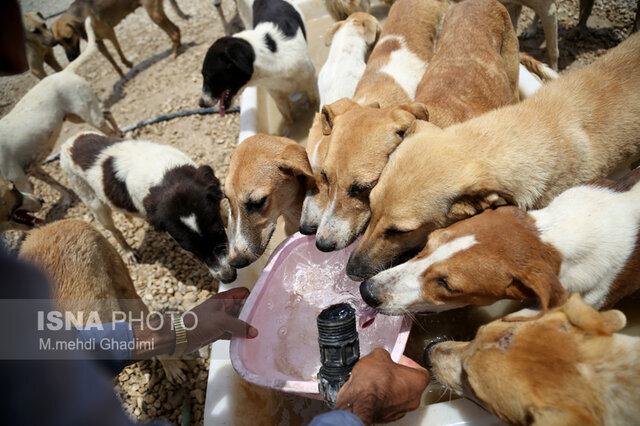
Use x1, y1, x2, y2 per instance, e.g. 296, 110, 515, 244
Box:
519, 52, 558, 81
65, 17, 97, 75
168, 0, 190, 20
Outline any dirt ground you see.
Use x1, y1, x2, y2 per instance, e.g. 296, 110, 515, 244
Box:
1, 0, 638, 424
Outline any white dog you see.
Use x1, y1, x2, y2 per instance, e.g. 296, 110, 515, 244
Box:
318, 12, 380, 108
0, 17, 120, 205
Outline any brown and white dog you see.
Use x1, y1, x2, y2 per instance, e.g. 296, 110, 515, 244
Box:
22, 12, 63, 80
360, 168, 640, 314
0, 178, 43, 231
52, 0, 186, 78
60, 132, 236, 283
225, 134, 313, 268
19, 219, 186, 382
310, 0, 448, 252
428, 294, 640, 425
348, 32, 640, 281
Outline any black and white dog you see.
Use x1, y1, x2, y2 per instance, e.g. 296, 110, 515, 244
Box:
60, 132, 236, 283
199, 0, 318, 122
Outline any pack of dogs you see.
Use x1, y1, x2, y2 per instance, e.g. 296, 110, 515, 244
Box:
2, 0, 640, 422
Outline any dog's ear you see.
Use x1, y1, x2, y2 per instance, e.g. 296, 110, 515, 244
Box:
506, 267, 568, 317
561, 293, 626, 335
395, 103, 429, 122
36, 11, 45, 20
225, 42, 254, 76
361, 16, 381, 46
68, 19, 86, 39
275, 144, 314, 189
324, 20, 344, 46
196, 165, 223, 200
320, 98, 354, 135
448, 171, 515, 222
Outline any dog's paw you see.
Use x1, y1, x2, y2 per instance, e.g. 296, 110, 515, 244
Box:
160, 359, 188, 384
568, 25, 590, 40
124, 251, 140, 265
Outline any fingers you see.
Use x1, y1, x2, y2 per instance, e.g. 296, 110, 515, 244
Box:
214, 287, 250, 300
219, 315, 259, 339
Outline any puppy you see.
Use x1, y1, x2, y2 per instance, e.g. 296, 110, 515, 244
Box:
323, 0, 370, 21
428, 294, 640, 425
60, 132, 236, 283
19, 219, 186, 382
361, 168, 640, 314
0, 178, 43, 231
52, 0, 185, 78
199, 0, 318, 122
311, 0, 447, 252
318, 12, 380, 108
0, 18, 120, 207
348, 32, 640, 281
22, 12, 63, 80
225, 134, 313, 268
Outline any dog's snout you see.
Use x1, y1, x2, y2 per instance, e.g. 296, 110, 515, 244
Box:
37, 197, 44, 204
424, 341, 441, 371
198, 97, 208, 108
315, 237, 337, 252
360, 280, 381, 308
299, 222, 317, 235
217, 267, 237, 284
228, 255, 250, 269
346, 251, 373, 281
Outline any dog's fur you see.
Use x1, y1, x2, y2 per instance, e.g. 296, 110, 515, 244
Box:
19, 219, 187, 382
348, 32, 640, 281
323, 0, 370, 21
22, 12, 63, 80
361, 168, 640, 314
0, 178, 43, 231
199, 0, 318, 122
60, 132, 236, 283
318, 12, 380, 108
428, 294, 640, 425
310, 0, 447, 252
52, 0, 185, 78
225, 134, 313, 268
0, 18, 120, 207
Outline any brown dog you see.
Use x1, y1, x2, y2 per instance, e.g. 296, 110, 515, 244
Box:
22, 12, 63, 80
348, 32, 640, 281
225, 134, 313, 268
428, 294, 640, 425
311, 0, 447, 252
52, 0, 185, 78
0, 178, 43, 231
19, 219, 186, 382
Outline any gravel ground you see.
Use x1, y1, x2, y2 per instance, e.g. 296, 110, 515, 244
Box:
1, 0, 638, 424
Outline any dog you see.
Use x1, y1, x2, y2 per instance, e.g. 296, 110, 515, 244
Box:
323, 0, 370, 26
347, 32, 640, 281
0, 18, 121, 207
22, 12, 63, 80
60, 132, 236, 283
360, 167, 640, 314
428, 293, 640, 425
310, 0, 448, 252
19, 219, 187, 382
199, 0, 318, 122
318, 12, 380, 108
52, 0, 186, 78
225, 134, 313, 268
0, 178, 43, 232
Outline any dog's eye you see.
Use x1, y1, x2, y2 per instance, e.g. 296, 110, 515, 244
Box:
321, 170, 330, 187
245, 196, 267, 212
396, 129, 405, 138
436, 277, 459, 293
348, 182, 371, 197
384, 227, 410, 237
34, 28, 41, 34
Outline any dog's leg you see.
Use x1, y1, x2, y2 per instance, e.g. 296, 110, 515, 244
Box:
91, 200, 139, 264
168, 0, 191, 20
102, 110, 123, 137
30, 166, 74, 208
214, 0, 232, 35
44, 49, 63, 72
100, 25, 133, 68
142, 0, 181, 57
3, 164, 33, 194
538, 2, 559, 70
96, 39, 126, 78
269, 90, 294, 123
569, 0, 594, 39
504, 3, 522, 32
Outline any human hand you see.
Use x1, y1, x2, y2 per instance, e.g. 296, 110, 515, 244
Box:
334, 348, 429, 424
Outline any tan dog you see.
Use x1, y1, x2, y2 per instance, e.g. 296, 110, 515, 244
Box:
19, 219, 186, 382
225, 134, 313, 268
428, 294, 640, 425
347, 32, 640, 280
52, 0, 185, 78
22, 12, 63, 80
0, 178, 43, 231
311, 0, 448, 252
360, 168, 640, 314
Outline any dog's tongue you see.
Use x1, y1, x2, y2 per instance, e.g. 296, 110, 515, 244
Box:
14, 210, 44, 226
219, 90, 228, 117
359, 305, 378, 329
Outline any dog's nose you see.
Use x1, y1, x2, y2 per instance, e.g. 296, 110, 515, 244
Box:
37, 197, 44, 204
229, 256, 250, 269
346, 252, 372, 281
424, 341, 441, 371
359, 280, 381, 308
299, 222, 317, 235
217, 267, 237, 284
315, 238, 336, 252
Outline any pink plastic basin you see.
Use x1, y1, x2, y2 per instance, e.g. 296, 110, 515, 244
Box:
230, 233, 411, 398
